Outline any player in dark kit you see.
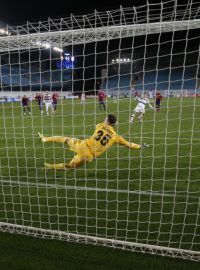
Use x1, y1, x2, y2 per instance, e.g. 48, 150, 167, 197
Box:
155, 91, 162, 112
98, 90, 106, 111
22, 95, 31, 115
35, 92, 43, 114
52, 92, 59, 114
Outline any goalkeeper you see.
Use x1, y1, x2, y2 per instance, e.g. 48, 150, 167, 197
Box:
38, 114, 149, 170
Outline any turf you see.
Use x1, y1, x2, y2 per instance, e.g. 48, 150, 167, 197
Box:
0, 231, 200, 270
0, 96, 200, 267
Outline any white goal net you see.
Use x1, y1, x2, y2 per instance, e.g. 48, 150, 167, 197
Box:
0, 0, 200, 261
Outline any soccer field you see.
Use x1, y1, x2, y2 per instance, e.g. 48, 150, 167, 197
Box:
0, 96, 200, 256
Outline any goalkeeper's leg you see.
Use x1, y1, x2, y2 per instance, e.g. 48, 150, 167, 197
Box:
38, 132, 69, 143
44, 155, 88, 170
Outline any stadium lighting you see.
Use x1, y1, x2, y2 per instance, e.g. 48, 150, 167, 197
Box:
0, 28, 10, 36
32, 41, 63, 53
53, 47, 63, 53
111, 58, 131, 63
44, 43, 50, 49
34, 41, 50, 48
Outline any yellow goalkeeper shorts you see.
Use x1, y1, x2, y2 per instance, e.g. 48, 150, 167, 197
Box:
67, 138, 94, 162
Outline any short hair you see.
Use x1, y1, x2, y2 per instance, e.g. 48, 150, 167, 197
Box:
107, 114, 117, 126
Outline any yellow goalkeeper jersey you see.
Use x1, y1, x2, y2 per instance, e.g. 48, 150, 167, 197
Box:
85, 123, 141, 157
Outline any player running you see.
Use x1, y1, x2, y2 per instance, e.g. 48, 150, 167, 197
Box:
38, 114, 149, 170
43, 92, 53, 115
130, 94, 154, 123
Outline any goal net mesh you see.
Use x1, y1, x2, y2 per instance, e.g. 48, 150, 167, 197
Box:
0, 0, 200, 261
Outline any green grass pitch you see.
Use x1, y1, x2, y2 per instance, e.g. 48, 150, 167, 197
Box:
0, 96, 200, 269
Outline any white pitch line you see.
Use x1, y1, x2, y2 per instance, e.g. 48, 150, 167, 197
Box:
0, 179, 199, 200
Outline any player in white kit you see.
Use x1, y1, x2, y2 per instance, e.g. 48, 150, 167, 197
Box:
130, 95, 154, 123
81, 92, 86, 104
44, 92, 53, 115
149, 89, 154, 100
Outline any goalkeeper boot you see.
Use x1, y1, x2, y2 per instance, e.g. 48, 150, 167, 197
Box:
44, 163, 51, 169
38, 132, 46, 143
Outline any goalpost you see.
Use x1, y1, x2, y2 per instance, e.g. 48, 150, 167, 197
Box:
0, 0, 200, 261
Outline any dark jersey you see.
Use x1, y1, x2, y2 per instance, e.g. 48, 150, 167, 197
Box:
52, 93, 59, 103
156, 93, 162, 101
22, 97, 29, 106
35, 94, 43, 103
98, 91, 106, 101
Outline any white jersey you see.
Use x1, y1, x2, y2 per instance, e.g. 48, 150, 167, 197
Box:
134, 97, 152, 113
136, 97, 150, 109
149, 91, 153, 99
44, 94, 52, 104
81, 93, 86, 101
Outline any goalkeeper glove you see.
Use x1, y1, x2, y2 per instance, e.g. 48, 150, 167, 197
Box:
140, 143, 149, 149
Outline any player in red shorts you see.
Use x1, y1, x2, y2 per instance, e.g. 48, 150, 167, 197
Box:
22, 95, 31, 115
155, 91, 162, 112
98, 89, 106, 111
35, 92, 43, 114
52, 92, 59, 114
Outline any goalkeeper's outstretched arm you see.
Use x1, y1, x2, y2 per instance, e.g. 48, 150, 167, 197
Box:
114, 135, 149, 149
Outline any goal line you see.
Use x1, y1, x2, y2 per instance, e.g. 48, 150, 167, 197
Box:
0, 221, 199, 261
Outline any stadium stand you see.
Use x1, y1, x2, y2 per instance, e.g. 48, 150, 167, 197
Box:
101, 68, 197, 92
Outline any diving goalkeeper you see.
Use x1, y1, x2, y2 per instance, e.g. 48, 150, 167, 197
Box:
38, 114, 149, 170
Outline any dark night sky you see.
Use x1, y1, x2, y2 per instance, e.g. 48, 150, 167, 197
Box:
0, 0, 163, 25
